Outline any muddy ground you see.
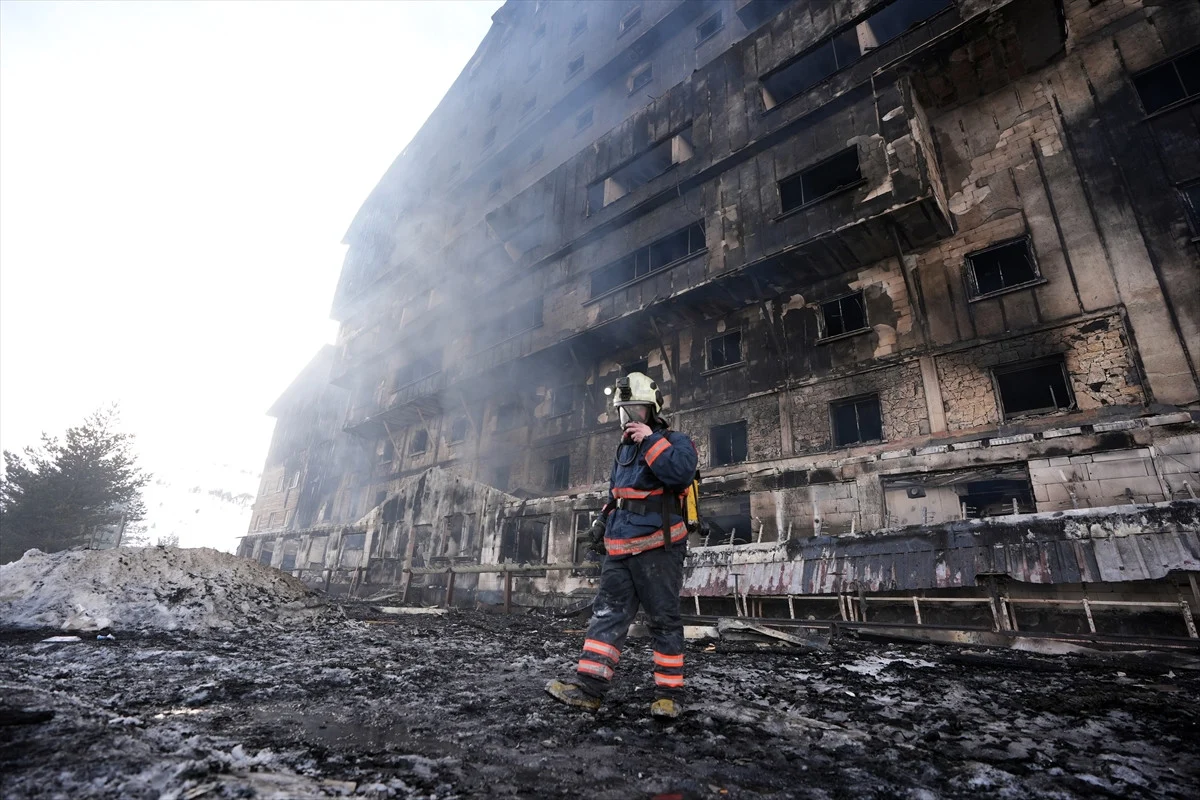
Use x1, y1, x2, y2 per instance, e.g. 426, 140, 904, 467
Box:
2, 608, 1197, 799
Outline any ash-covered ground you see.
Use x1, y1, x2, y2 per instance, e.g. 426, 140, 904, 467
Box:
3, 607, 1198, 800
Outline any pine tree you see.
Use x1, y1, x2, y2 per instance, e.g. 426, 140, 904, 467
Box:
0, 406, 150, 563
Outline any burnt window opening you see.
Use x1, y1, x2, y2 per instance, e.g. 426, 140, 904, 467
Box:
257, 544, 274, 566
576, 107, 593, 133
374, 490, 388, 508
449, 416, 470, 444
1132, 48, 1200, 114
696, 11, 723, 44
409, 429, 429, 455
572, 512, 601, 573
493, 464, 511, 491
548, 455, 570, 491
831, 395, 883, 446
711, 421, 748, 466
520, 96, 537, 117
586, 126, 693, 214
566, 54, 584, 80
489, 93, 502, 113
779, 148, 862, 213
620, 6, 641, 35
529, 145, 545, 165
623, 358, 649, 376
630, 63, 653, 94
379, 439, 395, 464
570, 14, 587, 40
707, 330, 743, 370
487, 178, 502, 198
482, 127, 497, 149
882, 467, 1035, 525
1181, 181, 1200, 234
495, 403, 523, 432
289, 472, 301, 489
705, 493, 753, 545
476, 297, 543, 349
500, 516, 548, 567
760, 0, 950, 110
967, 238, 1039, 297
393, 349, 442, 390
307, 535, 328, 565
590, 221, 706, 296
821, 292, 868, 338
994, 359, 1074, 418
551, 384, 575, 416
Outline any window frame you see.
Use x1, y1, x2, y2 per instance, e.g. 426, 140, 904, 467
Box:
696, 11, 723, 46
710, 420, 749, 467
629, 63, 653, 94
777, 147, 864, 217
1130, 47, 1200, 117
566, 54, 585, 80
704, 329, 745, 373
408, 429, 430, 456
991, 358, 1075, 420
829, 393, 884, 448
964, 236, 1044, 301
619, 6, 642, 37
570, 14, 588, 41
549, 384, 575, 418
587, 221, 707, 301
547, 455, 570, 492
818, 291, 870, 342
447, 416, 470, 445
575, 107, 594, 134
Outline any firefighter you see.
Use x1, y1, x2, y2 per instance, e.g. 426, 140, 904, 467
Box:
545, 372, 697, 719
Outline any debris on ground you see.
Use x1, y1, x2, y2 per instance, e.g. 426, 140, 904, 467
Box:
0, 547, 325, 632
2, 606, 1197, 799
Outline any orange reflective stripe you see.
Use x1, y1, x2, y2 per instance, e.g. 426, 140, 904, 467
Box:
654, 673, 685, 687
612, 487, 664, 499
577, 659, 614, 680
645, 438, 671, 466
653, 652, 684, 668
604, 522, 688, 556
583, 639, 620, 662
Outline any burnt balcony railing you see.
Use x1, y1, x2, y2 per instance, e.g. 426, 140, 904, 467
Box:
344, 371, 447, 437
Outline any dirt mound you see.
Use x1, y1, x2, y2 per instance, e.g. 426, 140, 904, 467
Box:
0, 546, 323, 632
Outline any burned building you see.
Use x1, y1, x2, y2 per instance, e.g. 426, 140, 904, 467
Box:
241, 0, 1200, 632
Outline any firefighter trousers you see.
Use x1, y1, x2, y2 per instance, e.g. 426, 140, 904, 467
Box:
574, 542, 687, 699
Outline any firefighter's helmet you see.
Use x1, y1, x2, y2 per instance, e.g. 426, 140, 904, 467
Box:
605, 371, 664, 414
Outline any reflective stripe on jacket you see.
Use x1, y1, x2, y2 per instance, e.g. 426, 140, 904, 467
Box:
602, 428, 697, 558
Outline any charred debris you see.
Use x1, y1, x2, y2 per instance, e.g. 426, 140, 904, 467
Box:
240, 0, 1200, 638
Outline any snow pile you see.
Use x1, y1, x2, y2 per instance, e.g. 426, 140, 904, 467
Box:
0, 546, 324, 632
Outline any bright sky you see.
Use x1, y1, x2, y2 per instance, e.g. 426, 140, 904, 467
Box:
0, 1, 501, 522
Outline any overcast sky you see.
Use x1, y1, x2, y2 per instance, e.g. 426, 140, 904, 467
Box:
0, 1, 501, 501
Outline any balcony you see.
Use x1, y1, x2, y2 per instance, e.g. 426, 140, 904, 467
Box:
344, 371, 447, 438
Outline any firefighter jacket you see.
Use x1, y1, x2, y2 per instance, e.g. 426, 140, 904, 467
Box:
603, 427, 697, 558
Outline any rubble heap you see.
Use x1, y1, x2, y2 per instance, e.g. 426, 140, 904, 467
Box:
0, 547, 322, 632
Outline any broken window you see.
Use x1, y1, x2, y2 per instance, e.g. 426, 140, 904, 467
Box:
257, 543, 274, 566
585, 126, 693, 214
340, 532, 366, 568
566, 54, 584, 80
495, 403, 523, 431
883, 465, 1035, 526
448, 416, 470, 444
620, 6, 641, 35
393, 348, 442, 390
760, 0, 949, 110
1132, 48, 1199, 114
378, 439, 395, 465
572, 512, 601, 574
629, 63, 653, 93
966, 238, 1039, 297
493, 464, 511, 491
476, 298, 543, 348
696, 11, 723, 44
374, 490, 387, 508
821, 292, 868, 338
704, 493, 753, 545
779, 148, 862, 213
590, 221, 706, 296
994, 359, 1074, 418
707, 330, 743, 370
548, 455, 570, 491
279, 540, 298, 572
623, 358, 650, 376
409, 429, 429, 455
711, 421, 748, 466
831, 395, 883, 446
443, 513, 471, 557
482, 127, 497, 149
306, 536, 327, 566
576, 107, 593, 133
551, 384, 575, 416
500, 515, 548, 568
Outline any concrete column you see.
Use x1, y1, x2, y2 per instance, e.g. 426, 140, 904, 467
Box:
919, 355, 947, 434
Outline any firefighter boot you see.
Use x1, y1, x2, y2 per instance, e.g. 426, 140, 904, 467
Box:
545, 679, 602, 711
650, 698, 681, 719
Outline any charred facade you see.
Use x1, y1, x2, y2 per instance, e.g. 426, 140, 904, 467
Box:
241, 0, 1200, 628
